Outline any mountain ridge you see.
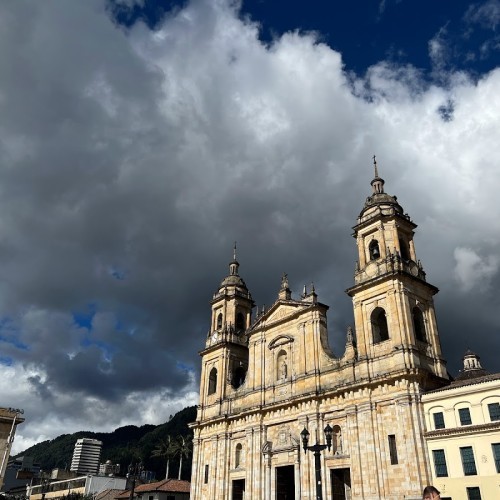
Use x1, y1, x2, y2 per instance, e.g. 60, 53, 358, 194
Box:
14, 406, 197, 481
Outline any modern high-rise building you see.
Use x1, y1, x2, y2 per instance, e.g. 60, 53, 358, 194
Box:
190, 161, 451, 499
70, 438, 102, 475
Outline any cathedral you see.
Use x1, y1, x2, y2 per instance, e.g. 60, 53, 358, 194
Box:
190, 161, 450, 499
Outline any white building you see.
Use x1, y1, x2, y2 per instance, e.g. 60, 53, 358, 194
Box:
29, 474, 127, 500
422, 351, 500, 500
70, 438, 103, 475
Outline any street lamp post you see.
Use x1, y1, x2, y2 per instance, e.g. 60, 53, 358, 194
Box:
300, 424, 333, 500
127, 462, 144, 500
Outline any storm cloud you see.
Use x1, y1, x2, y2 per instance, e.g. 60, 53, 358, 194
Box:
1, 0, 499, 453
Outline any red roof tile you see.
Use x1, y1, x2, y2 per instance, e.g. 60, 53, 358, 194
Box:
134, 479, 191, 494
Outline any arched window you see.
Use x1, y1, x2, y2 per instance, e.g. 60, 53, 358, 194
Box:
236, 312, 245, 331
208, 367, 217, 395
399, 238, 410, 261
412, 307, 426, 342
371, 307, 389, 343
332, 425, 342, 454
235, 443, 242, 468
216, 313, 223, 330
232, 365, 246, 389
277, 349, 288, 380
369, 239, 380, 260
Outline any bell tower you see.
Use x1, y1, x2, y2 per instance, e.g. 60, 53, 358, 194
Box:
197, 246, 254, 419
346, 158, 448, 387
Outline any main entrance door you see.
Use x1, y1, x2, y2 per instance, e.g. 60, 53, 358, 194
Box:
232, 479, 245, 500
276, 465, 295, 500
330, 468, 351, 500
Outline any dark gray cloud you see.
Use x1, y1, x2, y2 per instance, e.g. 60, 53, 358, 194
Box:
0, 0, 499, 452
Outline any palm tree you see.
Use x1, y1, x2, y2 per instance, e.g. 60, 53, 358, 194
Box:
176, 435, 192, 480
151, 435, 177, 479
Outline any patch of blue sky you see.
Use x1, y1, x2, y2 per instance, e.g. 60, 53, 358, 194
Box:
72, 303, 97, 330
0, 356, 13, 366
176, 361, 195, 373
0, 317, 29, 351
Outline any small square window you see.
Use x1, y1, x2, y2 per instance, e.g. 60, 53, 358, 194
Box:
459, 407, 472, 425
488, 402, 500, 421
433, 412, 445, 429
466, 486, 482, 500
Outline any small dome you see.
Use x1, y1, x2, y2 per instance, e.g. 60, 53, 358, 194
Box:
220, 274, 247, 288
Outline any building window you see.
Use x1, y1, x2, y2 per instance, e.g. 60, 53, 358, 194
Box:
369, 239, 380, 260
204, 464, 209, 484
460, 446, 477, 476
235, 443, 242, 468
236, 312, 245, 331
372, 308, 389, 343
492, 443, 500, 473
216, 313, 223, 329
149, 496, 154, 500
432, 449, 448, 477
412, 307, 426, 342
466, 487, 482, 500
232, 364, 246, 389
208, 367, 217, 395
388, 435, 398, 465
433, 412, 445, 430
459, 407, 472, 425
166, 497, 175, 500
488, 402, 500, 421
399, 238, 410, 261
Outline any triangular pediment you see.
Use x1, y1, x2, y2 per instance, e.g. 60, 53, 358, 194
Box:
265, 302, 301, 323
251, 300, 309, 330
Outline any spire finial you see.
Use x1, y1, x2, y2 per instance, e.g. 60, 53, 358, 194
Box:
370, 155, 385, 194
229, 242, 239, 275
373, 154, 379, 178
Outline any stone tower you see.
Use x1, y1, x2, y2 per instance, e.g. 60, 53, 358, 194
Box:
198, 246, 255, 421
346, 157, 448, 386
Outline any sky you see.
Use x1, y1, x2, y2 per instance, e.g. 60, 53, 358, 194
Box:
1, 0, 500, 455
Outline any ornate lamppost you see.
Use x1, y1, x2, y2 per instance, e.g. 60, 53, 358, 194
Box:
300, 424, 333, 500
127, 462, 144, 500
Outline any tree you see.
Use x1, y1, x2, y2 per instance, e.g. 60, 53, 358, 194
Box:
176, 435, 192, 480
151, 436, 177, 479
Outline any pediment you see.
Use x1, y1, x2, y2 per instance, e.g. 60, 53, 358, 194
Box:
264, 302, 302, 325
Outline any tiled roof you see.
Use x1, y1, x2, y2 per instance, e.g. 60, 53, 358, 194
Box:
95, 489, 125, 500
426, 371, 500, 393
134, 479, 191, 494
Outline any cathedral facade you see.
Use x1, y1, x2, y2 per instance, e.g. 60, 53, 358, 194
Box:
190, 165, 449, 499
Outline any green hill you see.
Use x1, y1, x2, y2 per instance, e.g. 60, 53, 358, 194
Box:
15, 406, 197, 481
